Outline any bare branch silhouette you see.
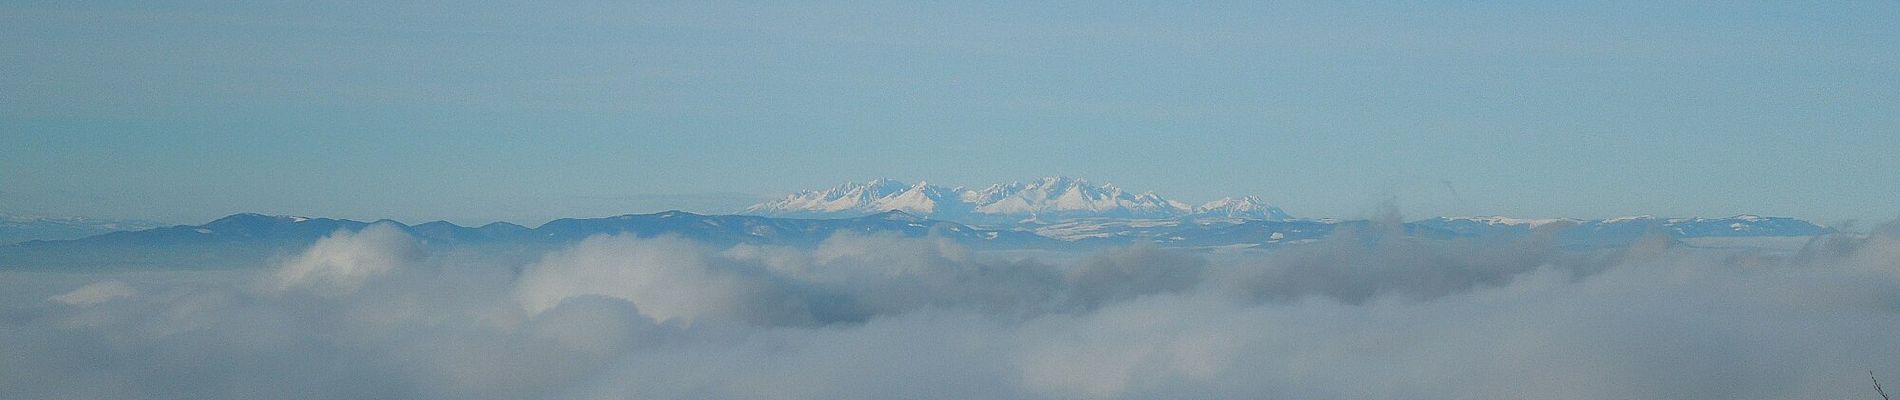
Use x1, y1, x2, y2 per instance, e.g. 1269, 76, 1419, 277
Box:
1876, 371, 1890, 400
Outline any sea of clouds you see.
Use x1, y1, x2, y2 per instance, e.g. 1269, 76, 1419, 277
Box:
5, 220, 1900, 399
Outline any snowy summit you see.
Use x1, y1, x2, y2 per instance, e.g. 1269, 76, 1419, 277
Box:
743, 176, 1290, 225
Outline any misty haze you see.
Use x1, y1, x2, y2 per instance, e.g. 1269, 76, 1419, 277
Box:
5, 2, 1899, 399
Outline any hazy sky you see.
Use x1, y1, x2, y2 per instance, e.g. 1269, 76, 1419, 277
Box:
3, 1, 1896, 225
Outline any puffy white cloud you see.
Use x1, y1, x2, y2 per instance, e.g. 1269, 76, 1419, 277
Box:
48, 280, 135, 305
514, 234, 816, 326
273, 222, 418, 294
4, 223, 1900, 399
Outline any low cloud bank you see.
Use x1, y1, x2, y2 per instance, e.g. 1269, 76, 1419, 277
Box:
4, 221, 1900, 399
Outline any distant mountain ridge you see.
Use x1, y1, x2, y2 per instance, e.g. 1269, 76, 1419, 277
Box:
1, 211, 1834, 269
34, 211, 1041, 248
1410, 215, 1834, 238
743, 176, 1291, 224
0, 211, 1057, 268
0, 215, 164, 244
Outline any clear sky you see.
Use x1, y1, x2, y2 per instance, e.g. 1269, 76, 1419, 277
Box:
3, 1, 1896, 226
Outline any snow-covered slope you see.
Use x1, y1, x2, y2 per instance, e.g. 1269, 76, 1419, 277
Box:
1188, 196, 1293, 220
744, 177, 1289, 225
753, 178, 916, 214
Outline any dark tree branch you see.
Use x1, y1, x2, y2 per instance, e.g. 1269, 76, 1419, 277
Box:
1876, 371, 1890, 400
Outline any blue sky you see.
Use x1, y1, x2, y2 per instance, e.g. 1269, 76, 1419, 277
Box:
3, 1, 1896, 225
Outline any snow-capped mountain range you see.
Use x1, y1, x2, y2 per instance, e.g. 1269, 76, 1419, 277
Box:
743, 176, 1291, 225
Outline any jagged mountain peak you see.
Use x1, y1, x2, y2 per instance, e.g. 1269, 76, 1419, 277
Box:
745, 177, 1288, 225
1198, 195, 1265, 209
1190, 196, 1292, 220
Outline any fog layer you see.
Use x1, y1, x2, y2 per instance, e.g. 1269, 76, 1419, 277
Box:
4, 222, 1899, 399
